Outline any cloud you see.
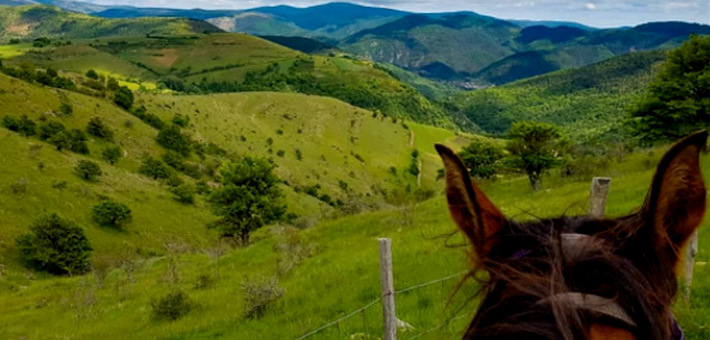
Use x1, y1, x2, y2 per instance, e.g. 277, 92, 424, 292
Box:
584, 2, 596, 10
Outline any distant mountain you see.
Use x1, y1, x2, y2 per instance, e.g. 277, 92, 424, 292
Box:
0, 5, 222, 41
509, 19, 597, 31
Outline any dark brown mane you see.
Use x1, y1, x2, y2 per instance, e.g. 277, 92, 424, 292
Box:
436, 131, 708, 340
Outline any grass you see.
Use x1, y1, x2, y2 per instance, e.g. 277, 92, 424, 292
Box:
2, 137, 710, 339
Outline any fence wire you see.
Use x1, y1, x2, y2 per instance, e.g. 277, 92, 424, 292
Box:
292, 270, 470, 340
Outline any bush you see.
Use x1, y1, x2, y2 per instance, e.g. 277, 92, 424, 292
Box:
170, 184, 195, 204
156, 125, 192, 157
139, 157, 173, 180
151, 289, 193, 321
39, 120, 66, 140
295, 149, 303, 161
86, 117, 114, 140
241, 275, 284, 319
3, 115, 37, 137
85, 69, 99, 80
50, 129, 89, 154
59, 102, 73, 116
102, 146, 122, 165
162, 151, 185, 171
171, 114, 190, 128
276, 150, 285, 157
16, 213, 93, 275
75, 160, 102, 181
114, 86, 134, 110
92, 200, 132, 228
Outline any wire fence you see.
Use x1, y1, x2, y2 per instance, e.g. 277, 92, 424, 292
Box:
292, 270, 471, 340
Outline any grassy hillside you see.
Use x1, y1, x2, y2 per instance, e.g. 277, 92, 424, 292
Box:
3, 33, 457, 128
0, 5, 221, 42
1, 118, 710, 339
448, 50, 666, 138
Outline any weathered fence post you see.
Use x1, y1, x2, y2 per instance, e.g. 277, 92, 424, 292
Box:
379, 238, 397, 340
588, 177, 612, 219
684, 231, 698, 300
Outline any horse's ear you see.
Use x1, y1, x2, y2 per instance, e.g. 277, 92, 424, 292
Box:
436, 144, 506, 260
642, 131, 708, 254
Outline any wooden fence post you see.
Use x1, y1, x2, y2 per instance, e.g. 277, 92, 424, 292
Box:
684, 231, 698, 300
588, 177, 612, 219
379, 238, 397, 340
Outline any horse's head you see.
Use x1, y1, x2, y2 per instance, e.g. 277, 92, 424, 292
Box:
436, 131, 708, 340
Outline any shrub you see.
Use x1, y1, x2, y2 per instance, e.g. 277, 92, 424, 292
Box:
16, 213, 93, 275
170, 184, 195, 204
85, 69, 99, 80
276, 150, 285, 157
102, 146, 122, 165
39, 121, 66, 140
74, 160, 102, 181
86, 117, 114, 140
12, 115, 37, 137
295, 149, 303, 161
1, 115, 20, 132
156, 125, 192, 157
151, 289, 193, 321
50, 129, 89, 154
114, 86, 134, 110
171, 114, 190, 128
59, 102, 73, 116
107, 77, 119, 91
241, 275, 284, 319
92, 200, 132, 228
162, 151, 185, 171
139, 157, 173, 180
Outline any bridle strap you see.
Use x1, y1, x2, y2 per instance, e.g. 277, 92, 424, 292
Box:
544, 292, 636, 327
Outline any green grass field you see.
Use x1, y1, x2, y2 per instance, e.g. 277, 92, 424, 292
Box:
2, 134, 710, 339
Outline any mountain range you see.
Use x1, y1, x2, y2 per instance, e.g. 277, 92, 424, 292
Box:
2, 1, 709, 85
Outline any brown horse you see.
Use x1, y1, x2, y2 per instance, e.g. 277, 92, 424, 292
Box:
436, 131, 708, 340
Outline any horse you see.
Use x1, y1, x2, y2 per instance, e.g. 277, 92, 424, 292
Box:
435, 130, 708, 340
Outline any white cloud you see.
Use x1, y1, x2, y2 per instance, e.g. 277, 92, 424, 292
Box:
584, 2, 596, 10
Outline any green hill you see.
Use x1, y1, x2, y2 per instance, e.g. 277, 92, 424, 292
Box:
447, 50, 667, 138
3, 32, 456, 128
0, 5, 222, 41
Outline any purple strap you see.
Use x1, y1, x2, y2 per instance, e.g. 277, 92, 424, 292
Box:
672, 319, 684, 340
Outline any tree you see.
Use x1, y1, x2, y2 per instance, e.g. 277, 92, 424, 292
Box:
628, 35, 710, 144
92, 200, 132, 228
458, 140, 505, 180
85, 69, 99, 80
59, 102, 73, 116
51, 129, 89, 154
16, 213, 93, 275
208, 157, 286, 245
506, 122, 566, 191
139, 157, 173, 180
114, 86, 134, 110
39, 121, 66, 140
156, 125, 192, 157
74, 160, 102, 181
107, 77, 120, 91
102, 146, 122, 165
86, 117, 114, 140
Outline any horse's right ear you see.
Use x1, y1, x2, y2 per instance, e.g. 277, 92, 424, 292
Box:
436, 144, 506, 260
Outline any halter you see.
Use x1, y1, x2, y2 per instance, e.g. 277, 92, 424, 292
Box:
511, 233, 685, 340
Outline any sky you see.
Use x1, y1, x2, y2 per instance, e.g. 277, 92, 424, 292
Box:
85, 0, 710, 28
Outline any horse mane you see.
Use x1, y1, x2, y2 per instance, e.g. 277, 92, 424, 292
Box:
461, 214, 675, 340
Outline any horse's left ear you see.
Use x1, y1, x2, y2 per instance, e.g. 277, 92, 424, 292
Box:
436, 144, 506, 262
642, 131, 708, 255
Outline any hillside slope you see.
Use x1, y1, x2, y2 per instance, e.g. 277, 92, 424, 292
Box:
0, 5, 221, 41
448, 50, 666, 138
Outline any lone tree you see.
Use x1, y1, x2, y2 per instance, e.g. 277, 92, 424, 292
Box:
16, 213, 93, 275
208, 157, 286, 246
75, 160, 102, 181
458, 140, 504, 180
102, 146, 122, 165
506, 121, 566, 191
92, 200, 132, 228
628, 35, 710, 144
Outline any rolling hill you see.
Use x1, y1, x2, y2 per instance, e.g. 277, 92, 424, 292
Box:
0, 5, 222, 41
3, 32, 457, 128
447, 50, 667, 138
